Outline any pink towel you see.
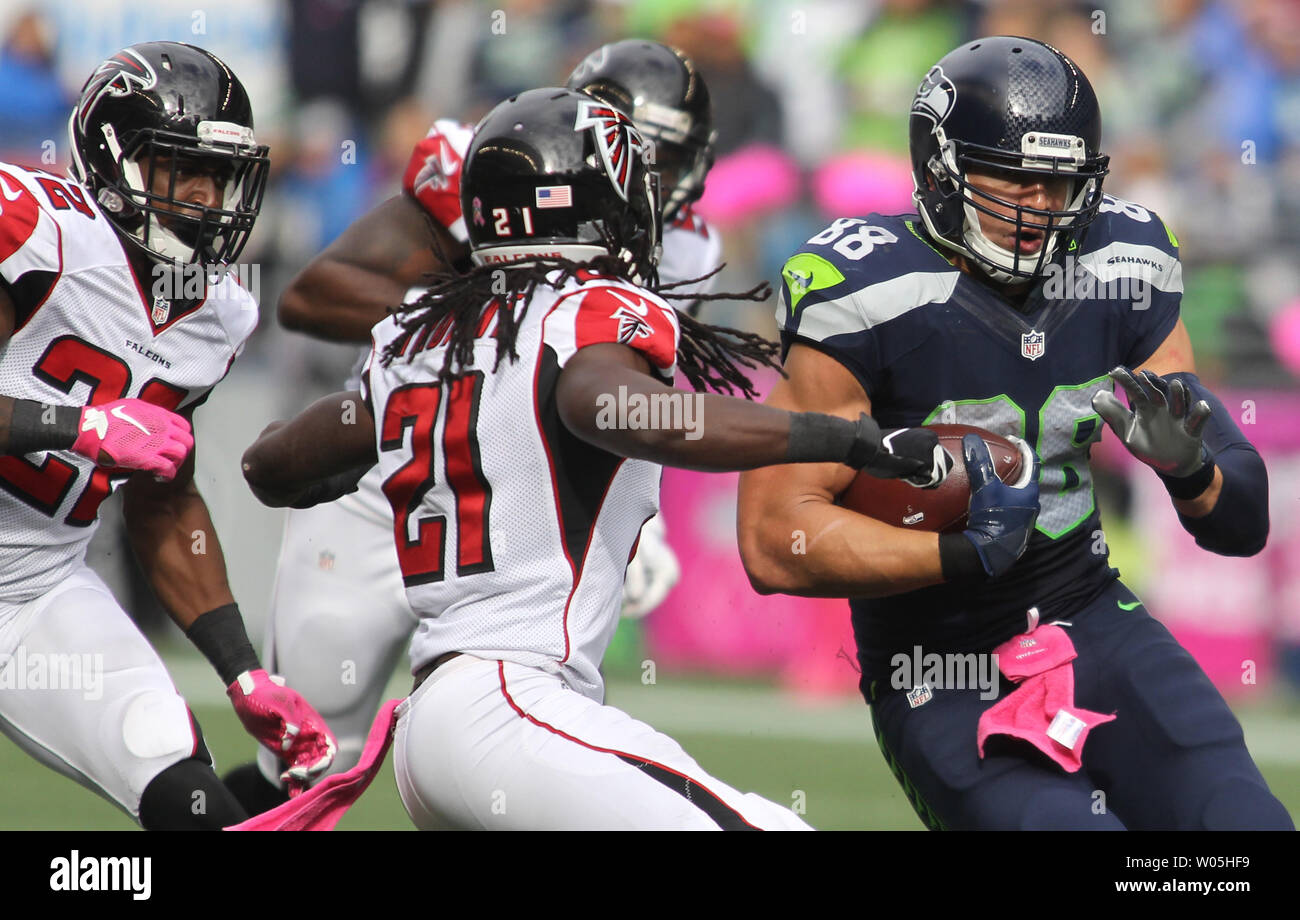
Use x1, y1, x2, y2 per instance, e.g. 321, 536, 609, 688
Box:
995, 624, 1077, 681
226, 699, 402, 831
977, 627, 1115, 773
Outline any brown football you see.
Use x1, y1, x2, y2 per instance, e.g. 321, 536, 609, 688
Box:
837, 424, 1027, 533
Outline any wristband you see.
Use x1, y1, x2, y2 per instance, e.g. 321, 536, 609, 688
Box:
287, 464, 370, 509
1157, 447, 1215, 500
785, 412, 858, 464
8, 400, 79, 454
939, 532, 988, 581
185, 603, 260, 685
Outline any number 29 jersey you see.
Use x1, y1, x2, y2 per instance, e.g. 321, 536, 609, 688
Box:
0, 163, 257, 603
361, 271, 680, 700
777, 198, 1184, 680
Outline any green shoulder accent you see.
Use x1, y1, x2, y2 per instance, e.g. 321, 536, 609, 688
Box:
905, 219, 948, 258
781, 252, 846, 315
1117, 600, 1141, 611
1160, 217, 1179, 249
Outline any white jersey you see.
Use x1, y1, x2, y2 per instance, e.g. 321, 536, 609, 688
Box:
0, 163, 257, 602
659, 207, 722, 304
361, 272, 680, 699
343, 122, 722, 520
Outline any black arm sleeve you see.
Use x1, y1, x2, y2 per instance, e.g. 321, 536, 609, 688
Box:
1166, 373, 1268, 557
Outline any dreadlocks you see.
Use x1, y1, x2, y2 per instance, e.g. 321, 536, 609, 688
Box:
382, 254, 783, 399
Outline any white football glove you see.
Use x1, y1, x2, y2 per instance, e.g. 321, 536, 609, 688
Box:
621, 513, 681, 620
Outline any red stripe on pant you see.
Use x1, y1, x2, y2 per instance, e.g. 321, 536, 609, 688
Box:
496, 661, 759, 829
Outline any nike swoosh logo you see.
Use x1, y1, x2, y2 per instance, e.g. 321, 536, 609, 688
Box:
111, 405, 151, 434
0, 174, 22, 202
607, 290, 649, 316
1117, 600, 1141, 611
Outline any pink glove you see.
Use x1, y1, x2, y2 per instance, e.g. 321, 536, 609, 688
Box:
227, 669, 338, 796
71, 398, 193, 479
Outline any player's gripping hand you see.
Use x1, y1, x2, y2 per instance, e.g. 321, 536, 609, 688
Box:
71, 398, 193, 479
227, 669, 338, 796
950, 434, 1040, 578
1092, 367, 1211, 477
850, 415, 954, 488
621, 513, 681, 619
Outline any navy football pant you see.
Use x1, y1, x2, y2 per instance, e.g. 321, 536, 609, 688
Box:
866, 580, 1294, 830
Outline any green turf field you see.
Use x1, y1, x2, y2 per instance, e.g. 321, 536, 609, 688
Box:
2, 643, 1298, 830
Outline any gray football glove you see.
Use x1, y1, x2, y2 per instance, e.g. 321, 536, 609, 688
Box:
1091, 366, 1211, 477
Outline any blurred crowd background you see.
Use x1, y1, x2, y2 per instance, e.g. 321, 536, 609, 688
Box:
2, 0, 1300, 701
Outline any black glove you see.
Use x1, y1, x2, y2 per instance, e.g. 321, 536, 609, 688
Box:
848, 415, 953, 488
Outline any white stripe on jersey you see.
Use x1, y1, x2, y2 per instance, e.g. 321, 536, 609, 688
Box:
778, 268, 961, 340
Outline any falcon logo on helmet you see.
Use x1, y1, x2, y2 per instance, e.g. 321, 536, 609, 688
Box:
75, 49, 158, 136
574, 100, 649, 203
565, 40, 716, 226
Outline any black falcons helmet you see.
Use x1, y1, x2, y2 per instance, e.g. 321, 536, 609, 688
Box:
566, 39, 714, 225
909, 36, 1110, 284
461, 87, 660, 280
69, 41, 269, 266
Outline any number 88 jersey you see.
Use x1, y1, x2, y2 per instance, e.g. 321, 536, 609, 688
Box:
777, 202, 1185, 679
361, 271, 680, 701
0, 164, 257, 602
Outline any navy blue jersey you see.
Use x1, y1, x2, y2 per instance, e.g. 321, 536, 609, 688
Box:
777, 196, 1183, 679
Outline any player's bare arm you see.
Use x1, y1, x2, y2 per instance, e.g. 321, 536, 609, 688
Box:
735, 343, 949, 599
556, 340, 946, 485
0, 280, 13, 348
241, 390, 377, 507
125, 427, 338, 783
1096, 316, 1267, 555
278, 195, 467, 342
121, 448, 236, 628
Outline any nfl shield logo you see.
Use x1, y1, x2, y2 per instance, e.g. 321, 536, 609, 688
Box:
906, 684, 933, 709
1021, 329, 1045, 360
151, 296, 170, 325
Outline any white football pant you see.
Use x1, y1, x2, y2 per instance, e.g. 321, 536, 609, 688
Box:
0, 565, 201, 820
393, 656, 812, 830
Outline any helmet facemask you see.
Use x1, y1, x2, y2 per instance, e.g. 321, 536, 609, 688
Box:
82, 117, 269, 267
918, 128, 1108, 285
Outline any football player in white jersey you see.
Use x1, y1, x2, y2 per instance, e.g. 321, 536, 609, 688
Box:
225, 41, 727, 812
0, 42, 334, 829
240, 87, 950, 830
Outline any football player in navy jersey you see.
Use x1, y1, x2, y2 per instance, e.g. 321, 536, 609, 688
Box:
737, 36, 1293, 830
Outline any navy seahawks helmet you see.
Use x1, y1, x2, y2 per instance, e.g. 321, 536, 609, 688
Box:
461, 87, 660, 281
69, 41, 269, 266
909, 36, 1109, 284
566, 40, 714, 225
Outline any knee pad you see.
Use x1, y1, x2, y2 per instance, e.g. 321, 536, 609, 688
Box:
122, 690, 201, 761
